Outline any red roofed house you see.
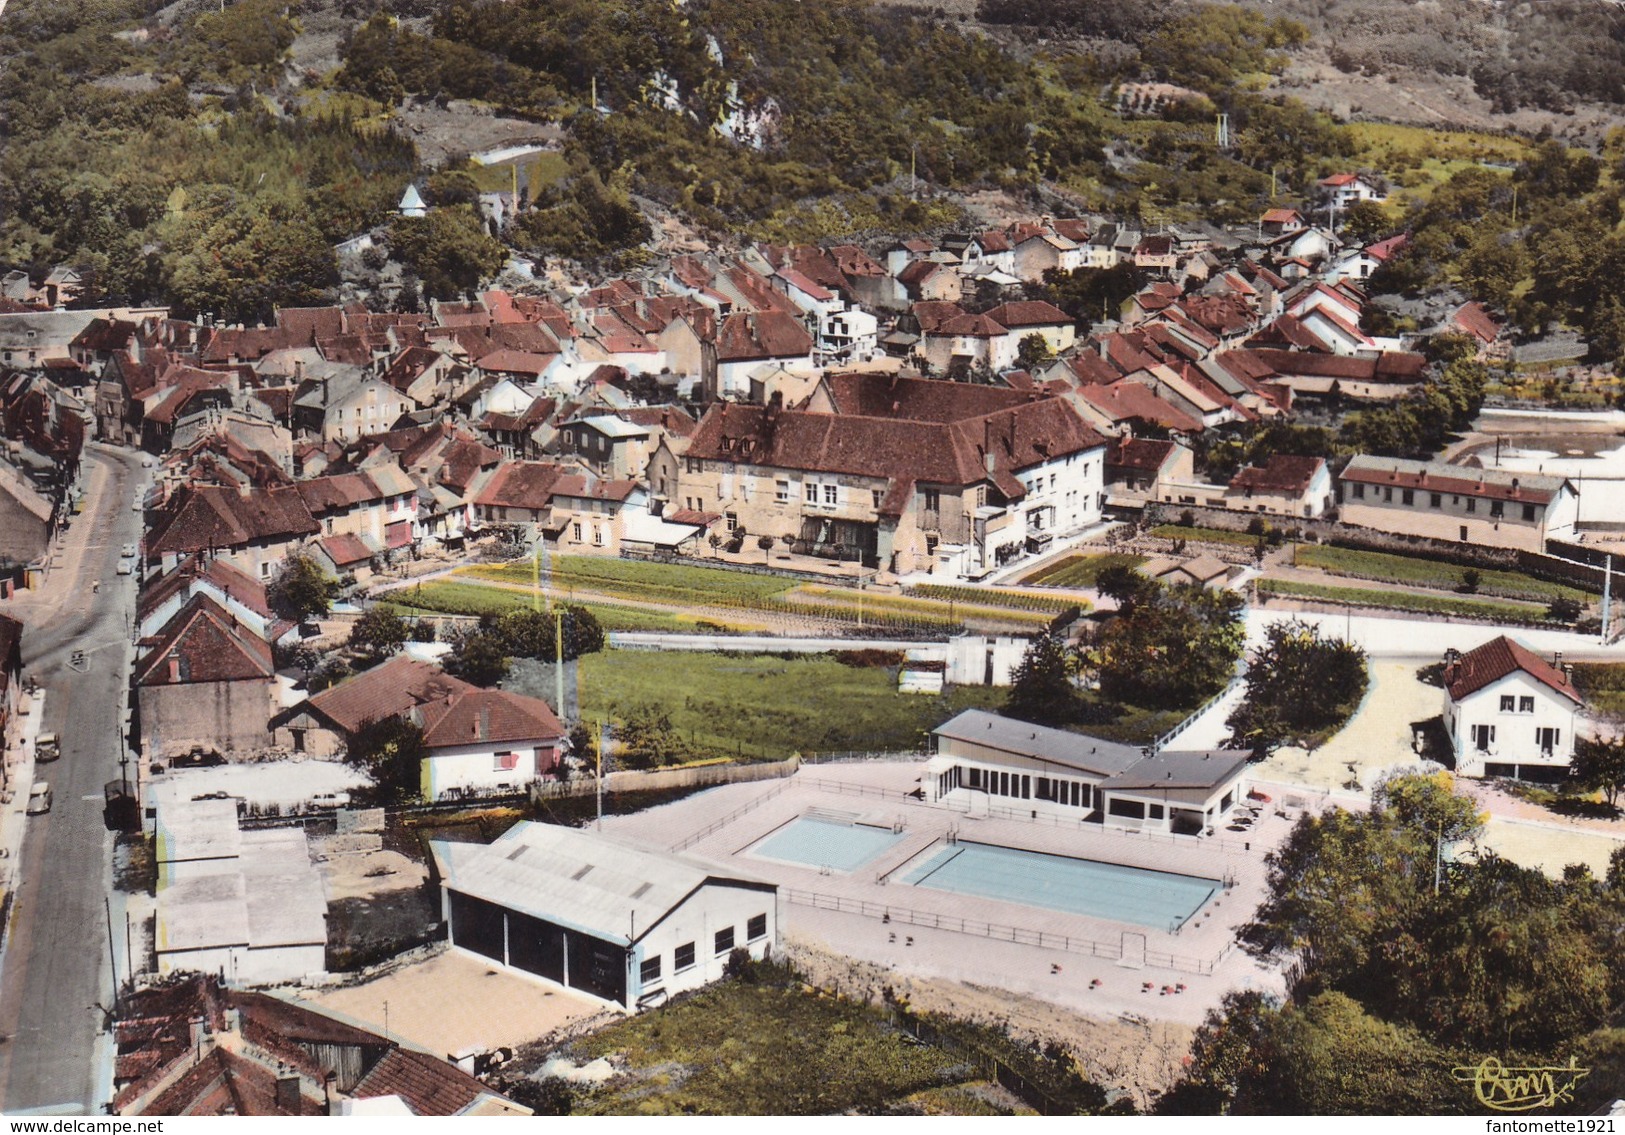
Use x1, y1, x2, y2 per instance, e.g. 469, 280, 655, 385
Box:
1338, 456, 1579, 553
144, 483, 320, 580
983, 300, 1076, 356
136, 594, 277, 760
1451, 301, 1504, 350
918, 311, 1017, 376
712, 310, 815, 400
679, 373, 1107, 578
416, 686, 567, 799
1318, 172, 1385, 210
1104, 436, 1195, 504
1443, 635, 1584, 779
1259, 208, 1304, 236
1223, 454, 1333, 518
113, 975, 530, 1116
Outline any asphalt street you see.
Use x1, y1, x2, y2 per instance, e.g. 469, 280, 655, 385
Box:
0, 445, 142, 1114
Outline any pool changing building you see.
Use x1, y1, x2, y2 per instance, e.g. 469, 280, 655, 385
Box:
431, 823, 779, 1010
927, 709, 1251, 836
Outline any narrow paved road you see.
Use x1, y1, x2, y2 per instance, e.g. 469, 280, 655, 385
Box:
0, 445, 142, 1114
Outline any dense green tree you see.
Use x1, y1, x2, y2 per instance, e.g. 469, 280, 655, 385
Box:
348, 607, 409, 662
1003, 634, 1079, 726
615, 703, 685, 770
1225, 618, 1368, 758
345, 715, 427, 803
1573, 734, 1625, 811
1339, 199, 1392, 245
1016, 333, 1054, 370
444, 629, 512, 686
495, 605, 604, 662
386, 208, 508, 300
1095, 583, 1245, 709
267, 554, 335, 623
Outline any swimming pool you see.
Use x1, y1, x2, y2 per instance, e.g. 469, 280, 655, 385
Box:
752, 815, 905, 873
901, 841, 1219, 930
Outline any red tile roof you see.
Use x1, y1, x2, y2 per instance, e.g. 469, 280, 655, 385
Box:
1073, 381, 1202, 433
472, 461, 566, 509
910, 301, 966, 335
716, 310, 813, 362
1106, 436, 1178, 473
136, 594, 274, 687
983, 300, 1070, 329
318, 533, 374, 567
350, 1046, 495, 1116
417, 687, 564, 749
1228, 454, 1325, 496
146, 484, 318, 557
1452, 301, 1503, 345
300, 656, 473, 735
1444, 635, 1582, 705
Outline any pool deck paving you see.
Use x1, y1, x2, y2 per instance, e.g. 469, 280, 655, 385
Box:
600, 761, 1296, 1026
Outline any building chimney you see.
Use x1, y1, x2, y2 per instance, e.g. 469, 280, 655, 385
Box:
168, 657, 181, 683
479, 705, 491, 741
1553, 650, 1563, 668
275, 1073, 302, 1114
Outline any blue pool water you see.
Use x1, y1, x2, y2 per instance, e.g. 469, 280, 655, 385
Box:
753, 816, 905, 872
901, 842, 1219, 930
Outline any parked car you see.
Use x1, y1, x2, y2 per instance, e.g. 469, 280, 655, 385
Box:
35, 732, 59, 762
120, 544, 136, 558
310, 791, 352, 809
116, 560, 133, 576
27, 781, 52, 815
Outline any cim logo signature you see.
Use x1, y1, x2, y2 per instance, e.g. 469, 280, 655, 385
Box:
1454, 1056, 1590, 1112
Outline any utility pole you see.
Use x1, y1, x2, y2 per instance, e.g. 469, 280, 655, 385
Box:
555, 606, 565, 719
105, 896, 120, 1015
1604, 554, 1613, 644
596, 720, 605, 830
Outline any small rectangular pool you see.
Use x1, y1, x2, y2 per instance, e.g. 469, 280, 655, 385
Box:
752, 815, 905, 873
901, 842, 1219, 930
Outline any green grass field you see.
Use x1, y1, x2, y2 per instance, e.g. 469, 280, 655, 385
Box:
1020, 553, 1146, 588
1292, 545, 1594, 604
1571, 663, 1625, 716
577, 649, 1006, 760
1149, 524, 1260, 548
1258, 578, 1553, 623
567, 976, 982, 1115
379, 581, 713, 632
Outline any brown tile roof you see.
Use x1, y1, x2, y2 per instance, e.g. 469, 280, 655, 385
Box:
827, 244, 886, 279
472, 461, 565, 509
1444, 635, 1582, 705
417, 687, 564, 749
146, 484, 318, 557
301, 656, 474, 735
350, 1046, 499, 1116
1051, 218, 1091, 243
1453, 301, 1503, 345
1107, 436, 1178, 473
716, 310, 812, 362
935, 312, 1007, 339
1073, 381, 1202, 433
910, 301, 966, 335
1260, 208, 1303, 226
819, 372, 1053, 423
136, 594, 274, 687
318, 532, 373, 567
1228, 454, 1325, 496
276, 306, 346, 344
983, 301, 1070, 329
620, 404, 697, 437
1246, 348, 1426, 383
295, 472, 388, 514
138, 553, 272, 624
1059, 350, 1120, 386
687, 390, 1103, 501
551, 474, 638, 503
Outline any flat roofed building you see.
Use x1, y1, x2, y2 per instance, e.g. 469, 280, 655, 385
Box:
927, 709, 1249, 835
432, 822, 779, 1011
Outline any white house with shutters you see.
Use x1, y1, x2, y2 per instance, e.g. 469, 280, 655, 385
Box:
1443, 635, 1585, 780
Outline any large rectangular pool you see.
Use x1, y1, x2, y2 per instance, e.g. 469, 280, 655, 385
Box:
901, 841, 1219, 930
752, 815, 905, 873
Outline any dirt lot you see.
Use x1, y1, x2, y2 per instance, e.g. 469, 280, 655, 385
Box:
394, 102, 565, 169
313, 829, 440, 971
782, 939, 1195, 1110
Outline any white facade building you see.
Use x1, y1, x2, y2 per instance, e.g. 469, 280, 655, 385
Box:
1443, 636, 1585, 780
433, 823, 779, 1010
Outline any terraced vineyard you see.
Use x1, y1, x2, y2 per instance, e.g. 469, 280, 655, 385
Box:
451, 556, 1055, 634
1020, 553, 1146, 589
1257, 578, 1557, 623
1291, 545, 1595, 604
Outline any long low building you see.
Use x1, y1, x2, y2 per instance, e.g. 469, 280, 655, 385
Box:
1337, 456, 1579, 554
926, 709, 1250, 836
432, 822, 779, 1011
